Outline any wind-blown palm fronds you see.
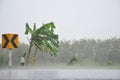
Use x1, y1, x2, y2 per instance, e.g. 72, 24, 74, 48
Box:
25, 22, 59, 65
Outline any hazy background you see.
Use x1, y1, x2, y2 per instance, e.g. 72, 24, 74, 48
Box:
0, 0, 120, 43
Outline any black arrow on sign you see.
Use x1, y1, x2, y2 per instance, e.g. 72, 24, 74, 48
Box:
2, 34, 9, 48
11, 35, 18, 48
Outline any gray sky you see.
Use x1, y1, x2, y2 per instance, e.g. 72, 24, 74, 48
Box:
0, 0, 120, 43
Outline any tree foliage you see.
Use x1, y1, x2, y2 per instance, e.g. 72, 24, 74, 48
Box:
25, 22, 59, 65
1, 38, 120, 68
68, 55, 78, 65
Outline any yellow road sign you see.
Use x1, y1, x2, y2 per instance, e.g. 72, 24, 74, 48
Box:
2, 34, 19, 48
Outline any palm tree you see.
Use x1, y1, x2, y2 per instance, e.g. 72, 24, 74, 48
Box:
25, 22, 59, 65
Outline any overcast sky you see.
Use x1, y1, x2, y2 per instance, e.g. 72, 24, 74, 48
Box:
0, 0, 120, 43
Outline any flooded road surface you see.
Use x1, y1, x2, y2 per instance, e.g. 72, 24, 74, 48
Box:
0, 69, 120, 80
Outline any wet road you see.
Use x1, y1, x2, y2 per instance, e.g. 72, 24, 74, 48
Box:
0, 69, 120, 80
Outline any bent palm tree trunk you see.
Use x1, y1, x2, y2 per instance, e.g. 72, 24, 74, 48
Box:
26, 43, 32, 65
32, 47, 38, 65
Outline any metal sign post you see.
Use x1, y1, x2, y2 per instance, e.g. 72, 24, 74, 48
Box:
8, 48, 12, 67
2, 33, 19, 68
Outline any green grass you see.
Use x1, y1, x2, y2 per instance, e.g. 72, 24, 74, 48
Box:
1, 62, 120, 70
21, 63, 120, 69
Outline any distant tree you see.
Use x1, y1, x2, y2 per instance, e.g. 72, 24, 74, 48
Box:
25, 22, 59, 65
68, 55, 78, 65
